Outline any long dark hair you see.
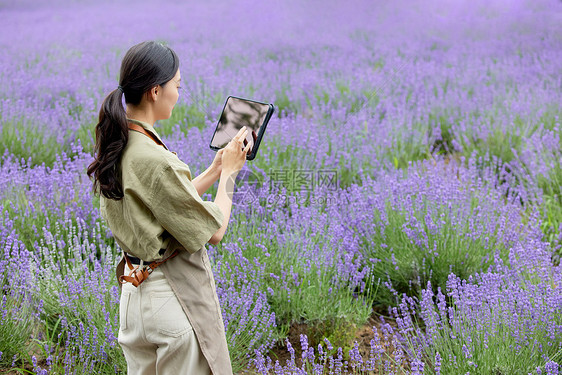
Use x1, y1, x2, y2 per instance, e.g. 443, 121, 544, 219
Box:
87, 41, 179, 200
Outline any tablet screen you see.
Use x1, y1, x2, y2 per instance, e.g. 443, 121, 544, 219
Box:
210, 96, 271, 151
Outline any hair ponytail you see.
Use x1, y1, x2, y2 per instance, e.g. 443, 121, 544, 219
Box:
87, 88, 129, 200
87, 41, 179, 200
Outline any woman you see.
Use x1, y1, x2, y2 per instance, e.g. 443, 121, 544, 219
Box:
87, 41, 250, 374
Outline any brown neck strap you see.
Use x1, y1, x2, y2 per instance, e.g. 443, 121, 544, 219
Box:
128, 122, 166, 149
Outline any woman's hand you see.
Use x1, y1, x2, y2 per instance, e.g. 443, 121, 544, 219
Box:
211, 129, 256, 174
221, 126, 252, 174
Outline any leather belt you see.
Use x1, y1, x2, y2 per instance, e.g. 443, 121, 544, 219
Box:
127, 249, 166, 265
119, 249, 178, 288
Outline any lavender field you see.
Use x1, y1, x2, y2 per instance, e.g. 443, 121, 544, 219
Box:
1, 0, 562, 373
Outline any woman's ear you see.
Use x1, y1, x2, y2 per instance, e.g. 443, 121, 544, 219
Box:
148, 85, 159, 102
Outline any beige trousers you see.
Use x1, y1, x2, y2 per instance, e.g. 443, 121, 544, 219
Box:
118, 262, 212, 375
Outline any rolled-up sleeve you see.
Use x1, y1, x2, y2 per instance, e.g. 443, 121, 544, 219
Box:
149, 163, 224, 254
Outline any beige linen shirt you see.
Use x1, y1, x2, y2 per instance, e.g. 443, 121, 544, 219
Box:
100, 118, 224, 262
100, 119, 233, 374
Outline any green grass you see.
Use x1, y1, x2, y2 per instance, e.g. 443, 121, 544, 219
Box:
398, 278, 562, 375
220, 210, 378, 354
388, 130, 432, 170
75, 121, 97, 156
157, 102, 210, 136
204, 140, 338, 198
360, 194, 513, 306
0, 187, 112, 258
0, 120, 66, 167
470, 125, 523, 165
31, 219, 125, 374
2, 56, 562, 373
0, 293, 36, 368
274, 88, 300, 116
536, 163, 562, 264
37, 275, 126, 374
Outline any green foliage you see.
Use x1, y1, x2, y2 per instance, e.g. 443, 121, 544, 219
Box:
292, 318, 361, 360
361, 197, 511, 306
35, 221, 126, 374
537, 163, 562, 264
1, 199, 53, 254
0, 294, 36, 368
473, 126, 523, 165
75, 122, 96, 155
0, 189, 112, 258
0, 120, 65, 168
0, 115, 92, 168
389, 134, 431, 170
157, 102, 210, 136
538, 107, 562, 131
2, 25, 562, 374
274, 88, 300, 116
430, 112, 455, 154
0, 190, 123, 372
269, 262, 375, 328
400, 282, 562, 375
222, 213, 378, 354
337, 159, 374, 189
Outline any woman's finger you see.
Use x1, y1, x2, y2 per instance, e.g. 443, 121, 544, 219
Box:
239, 130, 249, 142
234, 126, 248, 141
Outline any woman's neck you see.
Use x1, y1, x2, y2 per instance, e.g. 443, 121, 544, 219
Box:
126, 106, 156, 126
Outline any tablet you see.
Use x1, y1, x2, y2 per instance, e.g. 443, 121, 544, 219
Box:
209, 96, 274, 160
